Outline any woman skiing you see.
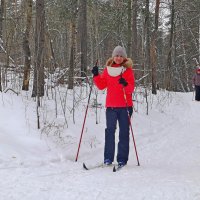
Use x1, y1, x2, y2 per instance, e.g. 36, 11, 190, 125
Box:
192, 67, 200, 101
91, 46, 135, 167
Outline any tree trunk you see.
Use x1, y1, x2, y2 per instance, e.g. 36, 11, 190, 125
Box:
151, 0, 160, 95
79, 0, 87, 78
127, 0, 132, 57
22, 0, 32, 91
166, 0, 175, 90
68, 0, 78, 89
0, 0, 5, 92
132, 0, 138, 63
32, 0, 45, 97
68, 21, 76, 89
180, 18, 189, 92
0, 0, 4, 38
144, 0, 151, 84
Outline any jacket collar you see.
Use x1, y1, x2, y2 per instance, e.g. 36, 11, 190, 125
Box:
107, 66, 125, 77
106, 57, 133, 68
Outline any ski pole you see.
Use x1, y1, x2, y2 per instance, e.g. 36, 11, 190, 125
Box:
75, 60, 98, 162
121, 74, 140, 166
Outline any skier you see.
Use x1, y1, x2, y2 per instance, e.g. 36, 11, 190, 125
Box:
192, 67, 200, 101
91, 46, 135, 168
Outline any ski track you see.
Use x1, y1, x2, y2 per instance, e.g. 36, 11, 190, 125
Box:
1, 92, 200, 199
1, 161, 200, 200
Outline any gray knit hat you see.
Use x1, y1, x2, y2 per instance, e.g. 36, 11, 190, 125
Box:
112, 46, 127, 58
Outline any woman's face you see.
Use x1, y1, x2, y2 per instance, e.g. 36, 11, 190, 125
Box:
113, 55, 124, 65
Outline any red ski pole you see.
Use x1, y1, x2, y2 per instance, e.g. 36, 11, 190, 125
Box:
122, 87, 140, 166
120, 72, 140, 166
75, 60, 98, 162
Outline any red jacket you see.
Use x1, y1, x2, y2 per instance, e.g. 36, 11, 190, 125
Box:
93, 58, 135, 108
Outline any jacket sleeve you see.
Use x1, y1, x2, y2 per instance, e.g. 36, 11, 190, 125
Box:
93, 68, 107, 90
124, 68, 135, 94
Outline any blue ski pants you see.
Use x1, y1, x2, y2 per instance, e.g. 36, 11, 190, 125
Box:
104, 107, 133, 164
195, 85, 200, 101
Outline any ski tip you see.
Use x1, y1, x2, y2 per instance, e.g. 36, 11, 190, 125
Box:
113, 166, 116, 172
83, 163, 89, 170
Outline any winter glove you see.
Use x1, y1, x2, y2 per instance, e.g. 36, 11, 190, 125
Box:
119, 77, 128, 87
91, 66, 99, 76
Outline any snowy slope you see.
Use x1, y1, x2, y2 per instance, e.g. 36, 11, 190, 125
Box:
0, 90, 200, 200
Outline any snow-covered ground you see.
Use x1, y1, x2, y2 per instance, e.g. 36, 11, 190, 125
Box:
0, 89, 200, 200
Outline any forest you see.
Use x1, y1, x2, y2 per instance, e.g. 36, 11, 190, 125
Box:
0, 0, 200, 95
1, 1, 200, 199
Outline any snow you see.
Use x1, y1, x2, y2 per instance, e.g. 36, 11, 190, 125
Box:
0, 89, 200, 200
